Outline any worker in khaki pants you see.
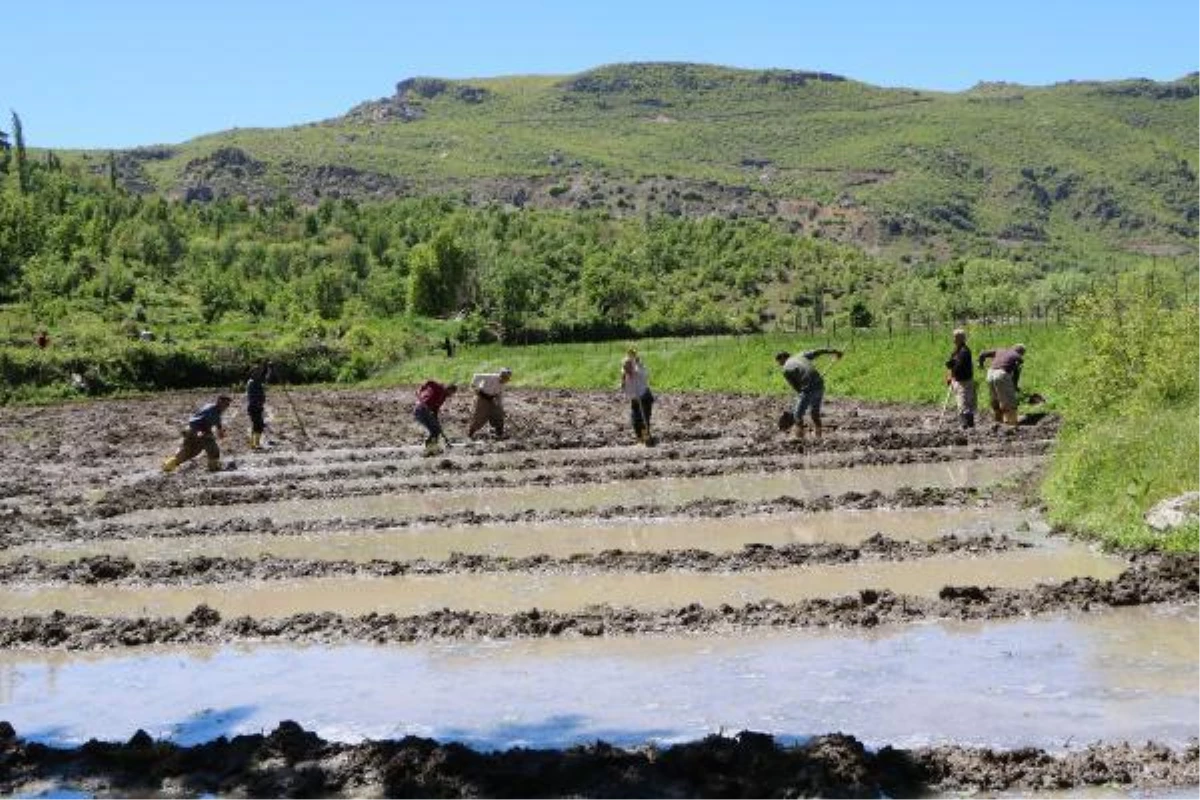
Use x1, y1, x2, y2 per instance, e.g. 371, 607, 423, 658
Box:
979, 345, 1026, 426
945, 329, 977, 429
163, 395, 232, 473
468, 368, 511, 439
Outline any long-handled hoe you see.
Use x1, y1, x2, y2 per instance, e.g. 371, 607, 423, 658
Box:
279, 382, 315, 448
923, 384, 954, 431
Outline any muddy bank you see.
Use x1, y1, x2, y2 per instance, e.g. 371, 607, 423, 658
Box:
0, 553, 1190, 650
73, 487, 1000, 546
5, 486, 1000, 550
88, 439, 1049, 518
0, 534, 1027, 586
0, 720, 1192, 798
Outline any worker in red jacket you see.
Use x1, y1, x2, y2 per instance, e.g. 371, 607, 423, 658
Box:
414, 380, 458, 455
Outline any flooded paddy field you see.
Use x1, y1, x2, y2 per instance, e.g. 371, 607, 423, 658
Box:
0, 387, 1195, 797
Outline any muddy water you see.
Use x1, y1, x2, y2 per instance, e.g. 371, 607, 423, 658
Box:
7, 507, 1045, 564
0, 606, 1193, 752
110, 456, 1041, 527
0, 542, 1124, 617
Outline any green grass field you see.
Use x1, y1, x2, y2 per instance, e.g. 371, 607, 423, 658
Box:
374, 323, 1070, 407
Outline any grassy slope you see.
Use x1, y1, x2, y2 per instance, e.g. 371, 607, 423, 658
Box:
101, 65, 1198, 254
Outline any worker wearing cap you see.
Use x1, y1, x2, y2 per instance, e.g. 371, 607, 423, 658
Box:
978, 344, 1026, 426
945, 329, 976, 429
163, 395, 232, 473
468, 367, 512, 439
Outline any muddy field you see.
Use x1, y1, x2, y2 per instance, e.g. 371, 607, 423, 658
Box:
0, 386, 1196, 797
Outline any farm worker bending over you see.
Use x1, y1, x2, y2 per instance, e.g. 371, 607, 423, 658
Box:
978, 344, 1025, 426
621, 348, 655, 445
245, 361, 272, 450
162, 395, 232, 473
468, 367, 512, 439
776, 348, 843, 441
414, 379, 457, 455
944, 329, 976, 429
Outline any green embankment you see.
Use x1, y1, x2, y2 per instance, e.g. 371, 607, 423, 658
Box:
1040, 289, 1199, 552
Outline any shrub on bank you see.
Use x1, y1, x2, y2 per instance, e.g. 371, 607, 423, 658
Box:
1042, 289, 1199, 551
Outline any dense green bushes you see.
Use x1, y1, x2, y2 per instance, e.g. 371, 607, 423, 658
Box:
1042, 286, 1199, 550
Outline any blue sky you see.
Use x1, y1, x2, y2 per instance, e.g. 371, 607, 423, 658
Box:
5, 0, 1197, 149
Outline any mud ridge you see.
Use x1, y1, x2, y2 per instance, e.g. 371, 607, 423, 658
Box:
58, 487, 991, 546
0, 534, 1028, 586
0, 554, 1191, 650
89, 440, 1049, 518
0, 720, 1192, 798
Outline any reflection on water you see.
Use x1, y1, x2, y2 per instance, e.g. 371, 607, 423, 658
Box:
110, 457, 1042, 526
0, 543, 1126, 617
8, 507, 1046, 563
0, 606, 1193, 753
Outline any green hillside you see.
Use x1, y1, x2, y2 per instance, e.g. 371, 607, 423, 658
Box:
85, 63, 1199, 260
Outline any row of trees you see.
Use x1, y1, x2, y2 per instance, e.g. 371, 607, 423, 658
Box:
1, 122, 1195, 351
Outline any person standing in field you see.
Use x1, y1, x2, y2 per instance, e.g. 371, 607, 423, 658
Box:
944, 329, 976, 429
776, 348, 843, 441
162, 395, 232, 473
468, 367, 512, 439
621, 347, 655, 445
414, 379, 458, 455
978, 344, 1026, 426
245, 361, 272, 450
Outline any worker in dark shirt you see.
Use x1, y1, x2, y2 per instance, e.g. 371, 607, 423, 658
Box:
163, 395, 232, 473
775, 348, 843, 441
245, 362, 272, 450
944, 329, 976, 429
978, 344, 1026, 426
414, 380, 458, 455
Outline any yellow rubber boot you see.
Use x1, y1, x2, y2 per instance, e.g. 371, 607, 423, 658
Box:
162, 457, 179, 473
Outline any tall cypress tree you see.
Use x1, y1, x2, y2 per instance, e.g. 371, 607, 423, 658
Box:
10, 111, 27, 193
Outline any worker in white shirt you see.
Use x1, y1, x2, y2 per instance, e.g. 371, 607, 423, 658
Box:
468, 367, 512, 439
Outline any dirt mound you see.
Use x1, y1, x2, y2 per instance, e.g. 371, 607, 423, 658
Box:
0, 534, 1027, 585
0, 554, 1191, 650
1, 721, 1194, 798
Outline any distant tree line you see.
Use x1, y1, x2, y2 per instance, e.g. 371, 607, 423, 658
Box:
1, 115, 1195, 352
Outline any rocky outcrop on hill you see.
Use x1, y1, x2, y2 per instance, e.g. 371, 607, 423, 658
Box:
560, 63, 846, 94
342, 76, 492, 124
172, 146, 412, 204
1095, 77, 1199, 100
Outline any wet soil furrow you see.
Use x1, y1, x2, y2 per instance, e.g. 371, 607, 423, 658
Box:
90, 442, 1049, 517
161, 427, 1052, 483
0, 554, 1190, 650
52, 487, 993, 547
0, 722, 1192, 799
0, 534, 1027, 585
